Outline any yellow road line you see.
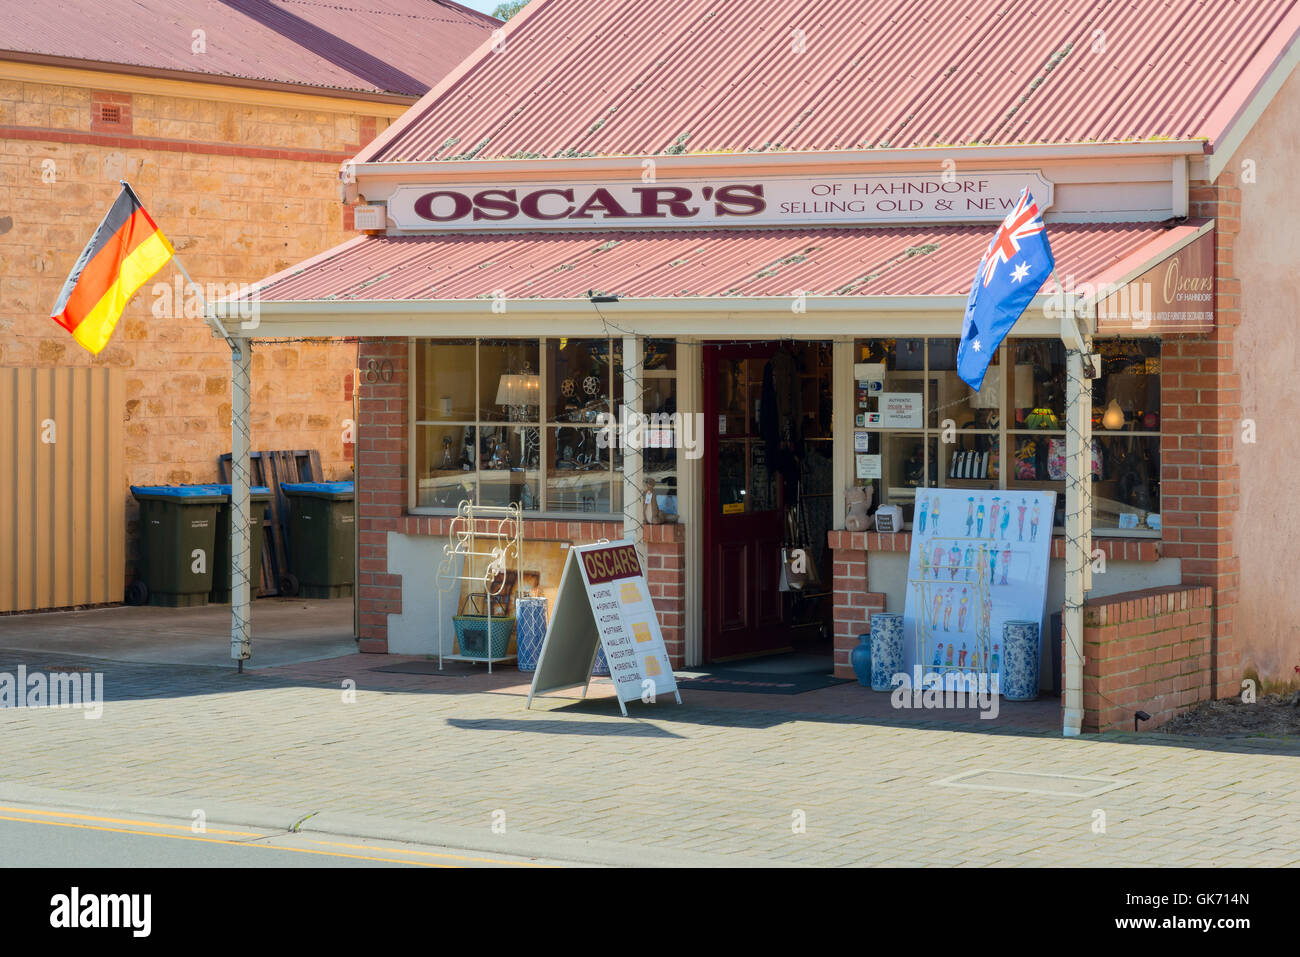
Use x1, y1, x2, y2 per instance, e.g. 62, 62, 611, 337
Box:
304, 838, 549, 867
0, 815, 450, 867
0, 805, 261, 837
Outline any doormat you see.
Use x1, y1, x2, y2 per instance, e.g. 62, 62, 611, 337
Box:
369, 660, 513, 677
673, 668, 848, 695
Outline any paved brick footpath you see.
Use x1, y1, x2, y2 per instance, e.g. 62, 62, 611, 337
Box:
1, 650, 1296, 867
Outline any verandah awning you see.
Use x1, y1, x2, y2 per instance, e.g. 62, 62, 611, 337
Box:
214, 220, 1211, 339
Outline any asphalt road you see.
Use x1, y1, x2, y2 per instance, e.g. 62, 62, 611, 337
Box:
0, 805, 564, 868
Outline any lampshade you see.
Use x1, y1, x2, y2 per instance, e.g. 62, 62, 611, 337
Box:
496, 373, 539, 407
1102, 398, 1126, 430
969, 367, 1001, 409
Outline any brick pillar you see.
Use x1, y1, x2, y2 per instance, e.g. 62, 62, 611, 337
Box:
355, 337, 408, 653
1163, 173, 1241, 697
828, 531, 887, 678
645, 523, 686, 668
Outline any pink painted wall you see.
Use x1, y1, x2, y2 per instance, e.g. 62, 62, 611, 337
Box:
1230, 64, 1300, 687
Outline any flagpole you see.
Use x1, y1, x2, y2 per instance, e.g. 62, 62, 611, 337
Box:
120, 180, 253, 670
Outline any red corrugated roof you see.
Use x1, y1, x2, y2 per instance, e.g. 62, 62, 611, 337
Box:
0, 0, 497, 97
246, 221, 1189, 302
360, 0, 1300, 161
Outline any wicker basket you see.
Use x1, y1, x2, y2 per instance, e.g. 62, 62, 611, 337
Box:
453, 614, 515, 660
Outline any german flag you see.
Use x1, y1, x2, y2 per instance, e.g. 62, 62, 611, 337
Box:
51, 184, 174, 355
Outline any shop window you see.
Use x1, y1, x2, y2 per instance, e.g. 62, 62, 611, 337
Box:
852, 337, 1161, 535
413, 337, 676, 516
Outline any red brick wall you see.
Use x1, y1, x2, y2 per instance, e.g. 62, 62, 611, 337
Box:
1161, 175, 1242, 698
356, 338, 409, 653
827, 531, 886, 678
1079, 585, 1214, 732
645, 524, 686, 669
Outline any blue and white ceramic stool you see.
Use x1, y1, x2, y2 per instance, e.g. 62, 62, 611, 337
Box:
869, 613, 904, 692
1001, 619, 1041, 701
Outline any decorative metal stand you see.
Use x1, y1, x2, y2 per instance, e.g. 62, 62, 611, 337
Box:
435, 500, 523, 673
910, 542, 992, 681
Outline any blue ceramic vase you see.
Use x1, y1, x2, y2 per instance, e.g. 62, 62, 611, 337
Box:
1001, 619, 1041, 701
850, 634, 872, 687
869, 613, 904, 692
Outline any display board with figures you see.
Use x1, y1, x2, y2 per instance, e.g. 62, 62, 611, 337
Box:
902, 488, 1057, 689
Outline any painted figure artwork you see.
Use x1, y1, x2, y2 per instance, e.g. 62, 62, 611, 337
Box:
903, 489, 1056, 686
918, 496, 929, 535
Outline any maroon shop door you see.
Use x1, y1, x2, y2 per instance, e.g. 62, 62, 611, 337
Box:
702, 342, 789, 661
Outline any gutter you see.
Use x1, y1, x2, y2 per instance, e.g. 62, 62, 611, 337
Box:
343, 139, 1212, 182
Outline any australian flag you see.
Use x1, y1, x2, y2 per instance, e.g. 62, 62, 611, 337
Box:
957, 188, 1055, 391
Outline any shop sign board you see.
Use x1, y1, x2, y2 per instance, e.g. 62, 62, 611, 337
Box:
387, 171, 1054, 232
526, 540, 680, 715
1098, 230, 1215, 333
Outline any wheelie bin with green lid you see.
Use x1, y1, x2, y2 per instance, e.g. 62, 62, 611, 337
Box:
280, 481, 354, 598
129, 485, 224, 606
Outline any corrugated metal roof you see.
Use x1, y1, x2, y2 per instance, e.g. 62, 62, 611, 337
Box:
362, 0, 1300, 161
0, 0, 497, 96
246, 221, 1187, 302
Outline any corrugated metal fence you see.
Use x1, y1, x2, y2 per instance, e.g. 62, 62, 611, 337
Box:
0, 368, 125, 613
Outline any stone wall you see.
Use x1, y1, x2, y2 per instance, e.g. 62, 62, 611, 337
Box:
0, 69, 401, 585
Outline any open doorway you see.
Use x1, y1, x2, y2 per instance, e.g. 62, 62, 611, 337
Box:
701, 341, 834, 664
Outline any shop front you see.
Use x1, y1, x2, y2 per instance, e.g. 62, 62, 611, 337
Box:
214, 0, 1300, 732
223, 159, 1217, 705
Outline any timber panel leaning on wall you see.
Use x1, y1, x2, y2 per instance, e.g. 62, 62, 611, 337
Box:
0, 368, 125, 612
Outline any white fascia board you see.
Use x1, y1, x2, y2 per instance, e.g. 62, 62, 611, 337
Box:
210, 294, 1069, 340
346, 140, 1210, 184
1207, 30, 1300, 181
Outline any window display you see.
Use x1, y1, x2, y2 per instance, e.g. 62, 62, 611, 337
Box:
414, 338, 675, 515
853, 336, 1162, 535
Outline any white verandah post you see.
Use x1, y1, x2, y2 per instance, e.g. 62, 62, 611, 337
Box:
622, 335, 645, 570
1061, 314, 1093, 737
231, 338, 252, 667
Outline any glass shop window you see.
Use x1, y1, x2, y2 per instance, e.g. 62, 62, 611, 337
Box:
851, 336, 1161, 535
413, 337, 676, 516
